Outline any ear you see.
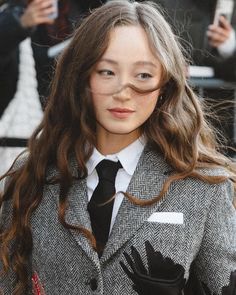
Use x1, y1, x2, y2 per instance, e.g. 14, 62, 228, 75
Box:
157, 94, 163, 102
156, 89, 165, 106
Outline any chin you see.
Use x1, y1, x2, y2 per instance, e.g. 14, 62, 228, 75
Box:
107, 128, 136, 135
103, 124, 138, 135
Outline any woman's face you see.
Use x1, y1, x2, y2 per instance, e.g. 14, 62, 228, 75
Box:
89, 25, 162, 144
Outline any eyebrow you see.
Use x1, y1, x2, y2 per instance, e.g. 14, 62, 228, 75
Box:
99, 58, 158, 68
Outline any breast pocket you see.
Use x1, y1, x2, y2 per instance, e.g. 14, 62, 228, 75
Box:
121, 221, 188, 289
130, 220, 188, 263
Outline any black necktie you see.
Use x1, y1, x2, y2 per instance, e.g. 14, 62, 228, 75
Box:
87, 159, 122, 257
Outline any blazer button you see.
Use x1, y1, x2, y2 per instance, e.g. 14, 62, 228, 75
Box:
90, 278, 98, 291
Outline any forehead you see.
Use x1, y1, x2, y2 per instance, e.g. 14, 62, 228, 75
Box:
101, 25, 160, 66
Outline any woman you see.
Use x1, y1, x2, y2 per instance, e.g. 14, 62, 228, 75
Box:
0, 1, 236, 294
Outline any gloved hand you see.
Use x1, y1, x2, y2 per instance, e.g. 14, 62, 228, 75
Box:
120, 241, 186, 295
180, 262, 236, 295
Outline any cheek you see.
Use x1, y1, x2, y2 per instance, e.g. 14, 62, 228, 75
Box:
89, 75, 103, 110
91, 93, 105, 114
138, 92, 159, 114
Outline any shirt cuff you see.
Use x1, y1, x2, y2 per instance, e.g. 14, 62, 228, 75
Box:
217, 29, 236, 58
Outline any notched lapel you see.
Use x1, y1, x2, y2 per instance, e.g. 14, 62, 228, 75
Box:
101, 147, 171, 263
65, 177, 100, 263
64, 155, 99, 263
47, 157, 100, 266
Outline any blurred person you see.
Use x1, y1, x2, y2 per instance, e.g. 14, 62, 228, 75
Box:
135, 0, 236, 79
0, 0, 106, 115
207, 15, 235, 57
0, 0, 56, 180
32, 0, 106, 107
0, 0, 57, 117
0, 1, 236, 294
135, 0, 236, 156
205, 2, 236, 80
0, 0, 105, 178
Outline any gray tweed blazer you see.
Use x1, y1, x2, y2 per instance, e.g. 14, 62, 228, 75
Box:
1, 147, 236, 294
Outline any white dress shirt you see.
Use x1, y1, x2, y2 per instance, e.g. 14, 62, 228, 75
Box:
86, 137, 145, 233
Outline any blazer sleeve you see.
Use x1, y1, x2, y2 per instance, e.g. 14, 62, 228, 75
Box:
194, 179, 236, 294
0, 200, 32, 294
0, 156, 32, 294
0, 199, 18, 294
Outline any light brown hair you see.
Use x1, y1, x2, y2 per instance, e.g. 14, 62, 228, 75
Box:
1, 1, 235, 294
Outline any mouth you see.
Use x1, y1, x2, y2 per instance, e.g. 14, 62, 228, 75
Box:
108, 108, 135, 119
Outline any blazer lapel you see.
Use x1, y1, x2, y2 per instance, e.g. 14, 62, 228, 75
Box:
66, 178, 99, 260
101, 147, 172, 263
58, 157, 100, 265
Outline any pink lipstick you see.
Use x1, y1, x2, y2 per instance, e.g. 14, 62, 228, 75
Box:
108, 108, 135, 119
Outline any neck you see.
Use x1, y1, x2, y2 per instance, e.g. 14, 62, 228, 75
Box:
96, 132, 140, 155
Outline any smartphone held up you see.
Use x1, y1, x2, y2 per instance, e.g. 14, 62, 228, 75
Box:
48, 0, 58, 20
213, 0, 234, 25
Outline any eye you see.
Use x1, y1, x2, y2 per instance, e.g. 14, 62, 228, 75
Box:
137, 73, 153, 80
97, 69, 115, 76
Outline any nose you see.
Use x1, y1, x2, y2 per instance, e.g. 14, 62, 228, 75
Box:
112, 85, 132, 101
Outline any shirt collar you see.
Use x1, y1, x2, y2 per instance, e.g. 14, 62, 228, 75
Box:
86, 137, 146, 176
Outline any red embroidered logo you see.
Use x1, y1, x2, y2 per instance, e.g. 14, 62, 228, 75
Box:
32, 272, 46, 295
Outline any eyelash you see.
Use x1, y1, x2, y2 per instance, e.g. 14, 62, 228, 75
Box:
97, 70, 114, 76
97, 70, 153, 80
137, 73, 153, 79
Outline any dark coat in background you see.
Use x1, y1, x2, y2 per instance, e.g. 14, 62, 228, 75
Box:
0, 3, 28, 117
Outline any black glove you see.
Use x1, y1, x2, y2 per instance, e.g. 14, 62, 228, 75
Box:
184, 264, 236, 295
184, 262, 212, 295
120, 241, 186, 295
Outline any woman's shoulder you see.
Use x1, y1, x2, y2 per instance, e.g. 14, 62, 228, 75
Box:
10, 151, 29, 172
197, 166, 230, 177
189, 166, 235, 204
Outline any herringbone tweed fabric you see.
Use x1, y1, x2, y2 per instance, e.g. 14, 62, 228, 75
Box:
1, 147, 236, 294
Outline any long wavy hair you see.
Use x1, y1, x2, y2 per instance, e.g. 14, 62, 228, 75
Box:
0, 1, 235, 294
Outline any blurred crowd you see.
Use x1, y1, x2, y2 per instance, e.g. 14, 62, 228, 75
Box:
0, 0, 105, 176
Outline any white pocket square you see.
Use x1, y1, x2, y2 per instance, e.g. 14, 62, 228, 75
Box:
147, 212, 184, 224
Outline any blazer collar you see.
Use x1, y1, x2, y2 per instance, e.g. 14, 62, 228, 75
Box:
48, 145, 172, 265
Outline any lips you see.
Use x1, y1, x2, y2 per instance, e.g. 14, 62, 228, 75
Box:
108, 108, 135, 119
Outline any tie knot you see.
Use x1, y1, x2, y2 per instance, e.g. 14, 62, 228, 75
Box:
96, 159, 122, 182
